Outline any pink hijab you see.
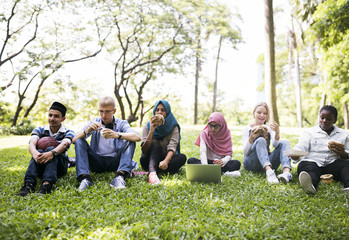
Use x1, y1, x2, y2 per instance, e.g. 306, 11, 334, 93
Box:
195, 112, 233, 156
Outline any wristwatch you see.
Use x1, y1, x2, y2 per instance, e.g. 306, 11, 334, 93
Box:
118, 133, 122, 139
51, 150, 58, 157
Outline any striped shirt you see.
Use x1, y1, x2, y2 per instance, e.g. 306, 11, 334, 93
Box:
30, 124, 75, 155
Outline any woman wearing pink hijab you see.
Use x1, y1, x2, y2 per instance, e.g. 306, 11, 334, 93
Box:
187, 112, 241, 176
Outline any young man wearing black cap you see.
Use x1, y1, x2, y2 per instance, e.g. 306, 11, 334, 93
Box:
72, 96, 141, 191
17, 102, 75, 196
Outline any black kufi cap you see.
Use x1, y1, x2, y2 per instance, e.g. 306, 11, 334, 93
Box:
50, 102, 67, 117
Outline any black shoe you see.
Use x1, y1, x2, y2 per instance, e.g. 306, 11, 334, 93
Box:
17, 182, 35, 197
37, 183, 52, 194
68, 157, 76, 168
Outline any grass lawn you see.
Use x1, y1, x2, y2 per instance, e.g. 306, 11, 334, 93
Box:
0, 126, 348, 239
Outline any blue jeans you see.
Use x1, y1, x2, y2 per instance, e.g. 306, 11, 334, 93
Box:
75, 138, 136, 179
243, 138, 291, 172
24, 146, 68, 185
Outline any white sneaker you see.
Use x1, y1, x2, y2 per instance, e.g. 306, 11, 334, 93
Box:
266, 169, 279, 184
78, 179, 94, 192
224, 171, 241, 177
277, 172, 293, 184
342, 187, 349, 194
149, 172, 161, 185
299, 171, 316, 194
110, 176, 126, 189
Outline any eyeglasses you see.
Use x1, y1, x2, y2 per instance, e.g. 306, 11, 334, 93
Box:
208, 123, 221, 130
99, 110, 114, 115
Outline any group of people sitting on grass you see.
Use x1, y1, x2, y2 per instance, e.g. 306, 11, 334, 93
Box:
17, 96, 349, 197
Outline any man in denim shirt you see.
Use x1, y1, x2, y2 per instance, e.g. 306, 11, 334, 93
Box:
72, 96, 141, 191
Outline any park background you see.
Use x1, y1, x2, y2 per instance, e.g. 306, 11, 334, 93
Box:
1, 0, 348, 132
1, 0, 349, 239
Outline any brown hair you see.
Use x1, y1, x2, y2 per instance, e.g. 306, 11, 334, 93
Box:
98, 96, 116, 109
253, 102, 270, 124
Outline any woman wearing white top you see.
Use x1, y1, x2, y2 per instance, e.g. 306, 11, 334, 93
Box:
242, 102, 292, 184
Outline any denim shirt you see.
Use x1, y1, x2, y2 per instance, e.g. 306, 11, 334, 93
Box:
80, 117, 139, 156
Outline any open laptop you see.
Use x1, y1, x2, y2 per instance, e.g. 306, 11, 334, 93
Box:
186, 164, 222, 183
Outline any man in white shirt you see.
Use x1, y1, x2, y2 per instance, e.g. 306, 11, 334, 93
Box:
292, 105, 349, 194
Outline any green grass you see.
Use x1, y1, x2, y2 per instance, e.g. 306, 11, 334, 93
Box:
0, 126, 348, 239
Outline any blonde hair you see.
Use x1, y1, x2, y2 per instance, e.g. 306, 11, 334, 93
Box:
253, 102, 270, 124
98, 96, 116, 109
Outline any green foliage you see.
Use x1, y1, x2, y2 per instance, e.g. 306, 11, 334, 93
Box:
0, 0, 105, 127
1, 128, 348, 239
311, 0, 349, 49
0, 120, 35, 135
0, 101, 12, 124
309, 0, 349, 109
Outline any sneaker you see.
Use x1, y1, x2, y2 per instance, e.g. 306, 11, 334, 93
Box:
224, 171, 241, 177
17, 182, 35, 197
149, 172, 161, 185
37, 183, 52, 194
266, 169, 279, 184
342, 187, 349, 194
299, 171, 316, 194
68, 157, 76, 168
277, 172, 293, 184
110, 176, 126, 189
78, 178, 95, 192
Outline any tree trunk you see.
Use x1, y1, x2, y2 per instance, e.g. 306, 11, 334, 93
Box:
344, 102, 348, 130
21, 78, 45, 123
287, 30, 293, 85
264, 0, 279, 123
213, 35, 222, 113
320, 92, 326, 109
139, 99, 144, 128
12, 95, 24, 127
114, 64, 126, 120
292, 25, 303, 128
194, 35, 201, 125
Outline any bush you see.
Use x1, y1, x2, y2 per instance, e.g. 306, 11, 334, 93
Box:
0, 120, 35, 135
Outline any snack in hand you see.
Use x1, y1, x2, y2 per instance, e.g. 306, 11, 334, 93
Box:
100, 128, 107, 138
155, 114, 165, 126
328, 141, 344, 151
283, 149, 308, 157
252, 125, 268, 135
251, 125, 268, 141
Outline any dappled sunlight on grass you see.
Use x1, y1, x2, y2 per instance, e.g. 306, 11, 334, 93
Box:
5, 166, 26, 172
205, 193, 227, 206
162, 178, 186, 187
0, 135, 30, 149
87, 227, 125, 239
